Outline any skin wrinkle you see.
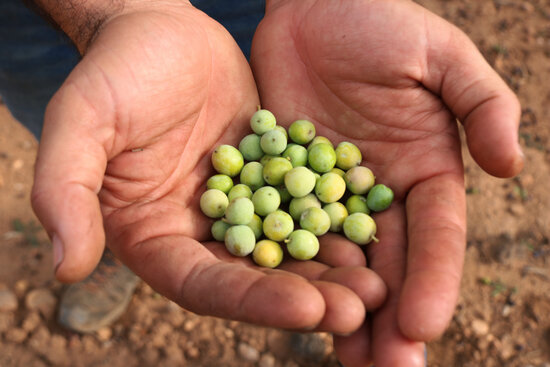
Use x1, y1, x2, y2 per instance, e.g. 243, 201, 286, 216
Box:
282, 10, 323, 123
295, 16, 453, 146
102, 82, 212, 211
367, 242, 408, 280
408, 227, 465, 274
406, 266, 462, 292
461, 93, 500, 128
296, 3, 378, 140
372, 135, 460, 199
100, 177, 157, 209
85, 57, 128, 157
97, 11, 211, 152
423, 21, 459, 98
446, 77, 495, 123
420, 6, 438, 93
179, 260, 224, 315
407, 133, 461, 180
101, 126, 215, 232
86, 31, 164, 150
59, 79, 116, 162
102, 147, 183, 205
106, 203, 187, 251
339, 84, 448, 143
235, 274, 279, 321
144, 238, 215, 302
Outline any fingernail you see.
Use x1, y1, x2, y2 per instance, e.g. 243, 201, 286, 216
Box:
514, 146, 526, 174
52, 234, 64, 272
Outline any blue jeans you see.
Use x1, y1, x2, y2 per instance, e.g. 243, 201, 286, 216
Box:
0, 0, 264, 139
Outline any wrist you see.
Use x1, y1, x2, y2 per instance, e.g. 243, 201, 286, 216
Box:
28, 0, 191, 54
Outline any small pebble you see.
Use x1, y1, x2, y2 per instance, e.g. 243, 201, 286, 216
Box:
50, 333, 68, 349
186, 345, 200, 359
497, 335, 515, 360
22, 311, 41, 332
12, 159, 24, 170
25, 288, 57, 319
520, 2, 535, 12
96, 327, 113, 342
502, 304, 512, 317
471, 319, 489, 336
163, 343, 185, 364
184, 319, 197, 332
0, 313, 15, 332
5, 327, 28, 343
259, 353, 276, 367
238, 342, 260, 362
140, 346, 160, 365
224, 328, 234, 339
477, 337, 490, 351
509, 203, 525, 216
20, 139, 34, 150
14, 279, 29, 297
0, 288, 18, 312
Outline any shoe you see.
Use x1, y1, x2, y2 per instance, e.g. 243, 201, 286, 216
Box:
57, 250, 139, 333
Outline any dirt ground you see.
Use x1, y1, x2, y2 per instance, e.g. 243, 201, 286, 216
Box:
1, 0, 550, 366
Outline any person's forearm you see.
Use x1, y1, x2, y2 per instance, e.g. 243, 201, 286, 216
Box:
26, 0, 124, 53
26, 0, 191, 54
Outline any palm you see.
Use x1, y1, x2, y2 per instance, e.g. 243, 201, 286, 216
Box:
250, 0, 511, 365
252, 0, 463, 186
89, 7, 262, 300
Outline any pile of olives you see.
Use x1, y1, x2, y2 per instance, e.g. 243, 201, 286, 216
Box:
200, 108, 393, 268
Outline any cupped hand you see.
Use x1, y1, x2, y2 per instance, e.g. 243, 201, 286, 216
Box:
30, 1, 386, 335
251, 0, 523, 365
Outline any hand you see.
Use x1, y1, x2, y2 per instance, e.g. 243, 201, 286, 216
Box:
30, 1, 386, 334
251, 0, 523, 365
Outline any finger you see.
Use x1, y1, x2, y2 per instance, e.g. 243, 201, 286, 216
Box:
278, 261, 378, 334
320, 267, 386, 311
278, 261, 370, 334
31, 83, 112, 283
204, 242, 312, 284
333, 322, 372, 367
421, 13, 523, 178
367, 203, 426, 367
311, 280, 365, 335
372, 298, 426, 367
316, 233, 367, 267
278, 258, 386, 311
119, 234, 327, 329
204, 241, 257, 266
278, 258, 330, 279
207, 238, 370, 334
398, 173, 466, 341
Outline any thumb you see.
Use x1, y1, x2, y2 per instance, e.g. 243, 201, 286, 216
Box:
32, 81, 112, 283
422, 14, 524, 178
